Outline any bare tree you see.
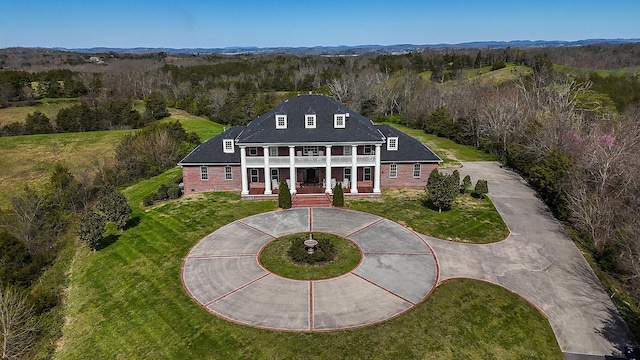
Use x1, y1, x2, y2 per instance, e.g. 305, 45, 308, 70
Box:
0, 287, 39, 360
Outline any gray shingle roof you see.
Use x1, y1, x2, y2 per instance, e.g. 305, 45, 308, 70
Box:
376, 124, 442, 163
179, 96, 441, 166
178, 126, 244, 165
236, 94, 384, 144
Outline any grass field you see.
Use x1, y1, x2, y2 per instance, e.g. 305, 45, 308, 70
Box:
382, 122, 499, 167
348, 188, 509, 244
56, 169, 561, 359
0, 110, 222, 198
0, 99, 79, 126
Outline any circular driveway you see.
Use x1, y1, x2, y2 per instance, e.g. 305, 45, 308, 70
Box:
181, 208, 438, 331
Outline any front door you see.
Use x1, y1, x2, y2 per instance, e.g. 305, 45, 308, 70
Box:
305, 168, 316, 184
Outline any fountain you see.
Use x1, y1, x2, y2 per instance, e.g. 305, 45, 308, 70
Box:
304, 233, 318, 254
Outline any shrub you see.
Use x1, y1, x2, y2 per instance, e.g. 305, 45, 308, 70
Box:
332, 183, 344, 207
278, 181, 291, 209
143, 194, 155, 207
167, 183, 182, 199
462, 174, 472, 193
287, 235, 336, 264
155, 184, 170, 201
473, 179, 489, 198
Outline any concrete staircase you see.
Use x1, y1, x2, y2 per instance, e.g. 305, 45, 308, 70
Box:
292, 194, 332, 208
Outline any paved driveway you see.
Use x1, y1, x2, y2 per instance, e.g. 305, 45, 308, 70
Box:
436, 162, 635, 359
182, 162, 635, 358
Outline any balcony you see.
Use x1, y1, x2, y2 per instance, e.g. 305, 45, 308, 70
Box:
244, 155, 376, 167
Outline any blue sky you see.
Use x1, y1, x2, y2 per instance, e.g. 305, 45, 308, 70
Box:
1, 0, 638, 48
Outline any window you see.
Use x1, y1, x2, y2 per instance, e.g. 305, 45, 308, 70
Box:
200, 166, 208, 180
303, 146, 319, 156
276, 114, 287, 129
413, 163, 421, 178
250, 169, 259, 183
364, 167, 372, 181
343, 146, 352, 156
249, 147, 258, 156
224, 166, 232, 180
269, 146, 278, 156
344, 168, 351, 180
334, 114, 346, 128
363, 145, 373, 155
387, 137, 398, 151
305, 114, 316, 129
271, 169, 279, 181
389, 164, 397, 178
223, 139, 234, 153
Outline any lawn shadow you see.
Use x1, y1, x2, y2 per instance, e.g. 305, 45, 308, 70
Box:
124, 216, 141, 231
97, 233, 120, 251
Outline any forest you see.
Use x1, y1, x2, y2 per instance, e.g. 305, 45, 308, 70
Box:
1, 42, 640, 357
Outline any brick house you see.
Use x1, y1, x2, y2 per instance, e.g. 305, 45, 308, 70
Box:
178, 94, 441, 198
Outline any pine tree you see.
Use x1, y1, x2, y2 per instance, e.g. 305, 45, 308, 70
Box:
278, 181, 291, 209
473, 179, 489, 199
462, 175, 472, 193
332, 183, 344, 207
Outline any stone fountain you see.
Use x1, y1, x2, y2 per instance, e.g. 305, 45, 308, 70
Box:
304, 233, 318, 254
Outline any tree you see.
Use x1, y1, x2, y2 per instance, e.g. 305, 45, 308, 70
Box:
144, 91, 170, 120
332, 183, 344, 207
473, 179, 489, 199
278, 181, 291, 209
78, 210, 105, 252
24, 111, 53, 135
0, 286, 39, 360
462, 175, 472, 193
425, 168, 458, 212
96, 187, 132, 230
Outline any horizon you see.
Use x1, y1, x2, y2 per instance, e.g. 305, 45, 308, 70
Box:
1, 1, 639, 49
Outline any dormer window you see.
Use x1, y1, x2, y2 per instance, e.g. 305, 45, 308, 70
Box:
223, 139, 234, 153
334, 114, 346, 128
387, 137, 398, 151
305, 114, 316, 129
276, 114, 287, 129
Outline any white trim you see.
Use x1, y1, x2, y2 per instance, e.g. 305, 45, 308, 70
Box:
223, 139, 234, 153
305, 114, 316, 129
250, 168, 259, 183
334, 114, 346, 128
413, 163, 421, 178
200, 166, 208, 180
389, 163, 397, 178
269, 146, 278, 156
387, 137, 398, 151
276, 114, 287, 129
364, 167, 372, 181
343, 145, 351, 156
224, 166, 232, 180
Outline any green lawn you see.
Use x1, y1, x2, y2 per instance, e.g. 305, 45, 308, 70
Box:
382, 123, 499, 167
0, 110, 222, 199
348, 188, 508, 244
260, 233, 361, 280
56, 170, 560, 359
0, 99, 79, 126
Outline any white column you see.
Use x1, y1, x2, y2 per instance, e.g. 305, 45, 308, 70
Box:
325, 145, 332, 194
350, 144, 358, 194
240, 146, 249, 195
263, 146, 272, 195
373, 144, 381, 193
289, 146, 296, 194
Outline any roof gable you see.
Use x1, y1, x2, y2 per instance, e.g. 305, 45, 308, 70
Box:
236, 94, 384, 144
178, 126, 244, 165
376, 124, 442, 163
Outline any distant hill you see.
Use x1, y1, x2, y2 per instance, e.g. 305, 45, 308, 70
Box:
54, 38, 640, 56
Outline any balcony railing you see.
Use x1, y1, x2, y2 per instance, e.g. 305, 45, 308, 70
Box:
244, 155, 376, 167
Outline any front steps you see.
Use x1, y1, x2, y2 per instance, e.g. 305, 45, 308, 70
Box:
292, 194, 332, 208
